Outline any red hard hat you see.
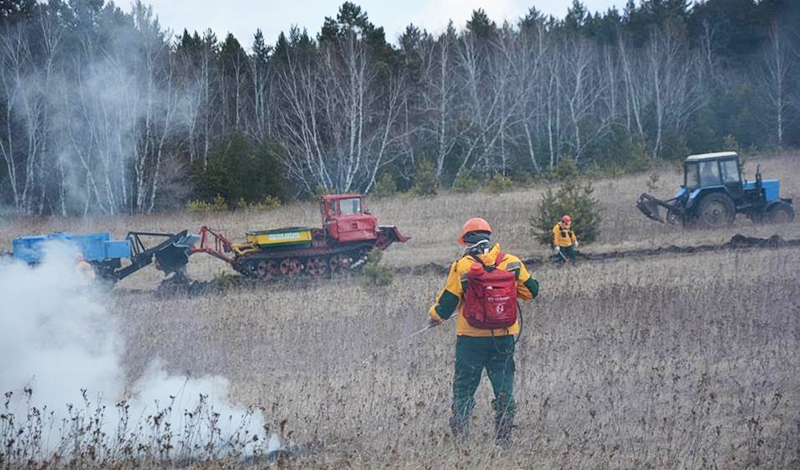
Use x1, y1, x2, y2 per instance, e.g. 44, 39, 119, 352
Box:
562, 215, 572, 225
458, 217, 492, 245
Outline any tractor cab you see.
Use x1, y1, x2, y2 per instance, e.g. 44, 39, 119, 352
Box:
320, 194, 378, 242
683, 152, 741, 192
682, 152, 746, 202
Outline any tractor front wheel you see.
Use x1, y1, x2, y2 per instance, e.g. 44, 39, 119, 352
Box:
766, 202, 795, 224
666, 209, 681, 225
697, 193, 736, 229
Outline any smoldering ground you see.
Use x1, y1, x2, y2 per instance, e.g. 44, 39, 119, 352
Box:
0, 243, 267, 462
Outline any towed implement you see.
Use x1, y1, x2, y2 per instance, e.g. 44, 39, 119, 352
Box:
9, 231, 199, 283
192, 194, 409, 280
637, 152, 795, 228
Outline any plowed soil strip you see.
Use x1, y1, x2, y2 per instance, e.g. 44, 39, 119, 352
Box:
397, 234, 800, 276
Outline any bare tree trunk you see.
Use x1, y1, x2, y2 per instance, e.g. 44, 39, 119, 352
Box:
0, 24, 29, 212
618, 34, 645, 137
760, 22, 790, 148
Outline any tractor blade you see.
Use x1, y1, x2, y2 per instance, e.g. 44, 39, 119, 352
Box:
637, 193, 665, 223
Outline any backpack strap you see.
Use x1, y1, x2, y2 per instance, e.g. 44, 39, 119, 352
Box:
469, 251, 505, 272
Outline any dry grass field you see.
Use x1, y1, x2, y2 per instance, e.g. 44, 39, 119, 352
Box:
1, 152, 799, 469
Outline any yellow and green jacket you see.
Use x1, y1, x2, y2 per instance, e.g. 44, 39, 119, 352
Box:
552, 223, 577, 247
429, 244, 538, 337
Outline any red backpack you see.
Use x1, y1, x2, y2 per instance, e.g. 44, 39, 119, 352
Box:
463, 251, 518, 329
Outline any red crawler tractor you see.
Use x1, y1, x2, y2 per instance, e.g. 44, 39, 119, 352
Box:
192, 194, 409, 280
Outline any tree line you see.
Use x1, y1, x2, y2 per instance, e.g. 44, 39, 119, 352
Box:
1, 0, 798, 215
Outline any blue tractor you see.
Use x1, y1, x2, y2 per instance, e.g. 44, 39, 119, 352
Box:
637, 152, 795, 228
7, 231, 198, 284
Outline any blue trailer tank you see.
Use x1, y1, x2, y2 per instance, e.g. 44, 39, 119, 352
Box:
12, 232, 131, 265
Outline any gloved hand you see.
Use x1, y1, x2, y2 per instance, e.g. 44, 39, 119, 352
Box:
573, 241, 579, 248
553, 246, 561, 255
428, 317, 442, 327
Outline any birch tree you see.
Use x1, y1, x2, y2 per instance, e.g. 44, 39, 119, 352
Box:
759, 22, 791, 148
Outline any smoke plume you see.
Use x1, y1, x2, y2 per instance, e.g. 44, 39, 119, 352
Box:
0, 243, 265, 458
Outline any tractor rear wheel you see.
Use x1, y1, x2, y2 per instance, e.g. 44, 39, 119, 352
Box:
697, 193, 736, 229
766, 202, 795, 224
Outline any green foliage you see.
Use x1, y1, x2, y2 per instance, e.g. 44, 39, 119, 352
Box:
723, 134, 746, 174
452, 172, 481, 193
553, 157, 579, 181
412, 160, 438, 197
513, 171, 536, 188
191, 133, 286, 207
235, 196, 282, 211
487, 174, 514, 194
624, 134, 652, 173
362, 248, 394, 287
530, 180, 602, 246
315, 185, 334, 198
661, 132, 690, 161
187, 194, 228, 214
372, 172, 397, 198
722, 134, 741, 154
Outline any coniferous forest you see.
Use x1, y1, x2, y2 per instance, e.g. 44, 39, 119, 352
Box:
1, 0, 798, 215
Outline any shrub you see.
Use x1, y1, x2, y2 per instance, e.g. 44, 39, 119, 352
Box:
513, 171, 536, 188
552, 157, 579, 181
187, 194, 228, 214
625, 133, 652, 173
723, 134, 741, 155
314, 185, 333, 198
646, 173, 660, 192
372, 172, 397, 199
661, 131, 690, 161
487, 174, 514, 194
235, 196, 282, 211
723, 134, 748, 174
412, 160, 438, 197
452, 172, 480, 193
530, 180, 602, 246
362, 249, 394, 287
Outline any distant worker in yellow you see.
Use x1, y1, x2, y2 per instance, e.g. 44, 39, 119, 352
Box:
429, 217, 539, 447
75, 253, 96, 281
552, 215, 578, 266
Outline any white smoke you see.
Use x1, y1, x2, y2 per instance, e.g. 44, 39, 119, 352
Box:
0, 243, 265, 459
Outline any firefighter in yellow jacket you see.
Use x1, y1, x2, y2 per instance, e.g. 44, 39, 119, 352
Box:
429, 217, 539, 446
74, 253, 96, 282
552, 215, 578, 265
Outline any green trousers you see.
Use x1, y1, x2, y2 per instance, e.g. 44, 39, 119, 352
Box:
451, 335, 516, 438
559, 245, 576, 265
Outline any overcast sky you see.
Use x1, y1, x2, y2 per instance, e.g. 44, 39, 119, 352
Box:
143, 0, 623, 48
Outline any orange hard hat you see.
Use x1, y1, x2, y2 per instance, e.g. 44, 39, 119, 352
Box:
458, 217, 492, 245
561, 215, 572, 225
